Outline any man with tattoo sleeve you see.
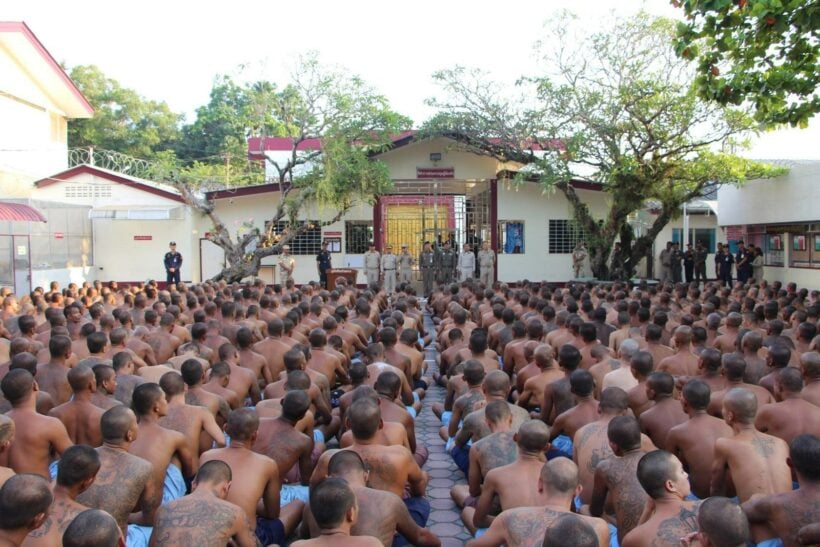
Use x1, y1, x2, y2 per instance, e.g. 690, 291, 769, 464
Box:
711, 388, 791, 503
21, 445, 100, 547
149, 460, 255, 547
742, 434, 820, 547
665, 380, 732, 499
76, 406, 156, 541
621, 450, 699, 547
200, 408, 303, 547
468, 458, 609, 547
583, 416, 648, 544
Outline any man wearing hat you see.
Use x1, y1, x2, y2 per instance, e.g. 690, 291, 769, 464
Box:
419, 242, 436, 297
399, 244, 414, 285
363, 242, 381, 288
278, 244, 295, 286
164, 241, 183, 286
316, 241, 332, 288
381, 244, 398, 293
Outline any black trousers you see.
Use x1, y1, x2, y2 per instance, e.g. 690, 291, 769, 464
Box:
166, 269, 180, 285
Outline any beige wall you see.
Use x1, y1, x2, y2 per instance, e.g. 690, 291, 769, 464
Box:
377, 137, 501, 180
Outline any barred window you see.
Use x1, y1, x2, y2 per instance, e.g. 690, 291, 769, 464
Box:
497, 221, 525, 254
345, 221, 373, 254
266, 221, 321, 255
548, 220, 588, 254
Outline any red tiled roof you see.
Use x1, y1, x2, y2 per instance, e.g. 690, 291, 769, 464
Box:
0, 202, 47, 222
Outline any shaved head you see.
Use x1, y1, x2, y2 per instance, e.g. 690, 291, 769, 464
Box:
724, 388, 757, 424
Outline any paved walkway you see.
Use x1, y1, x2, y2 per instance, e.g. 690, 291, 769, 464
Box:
419, 309, 472, 546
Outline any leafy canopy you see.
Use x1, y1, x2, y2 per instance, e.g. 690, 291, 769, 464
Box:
673, 0, 819, 127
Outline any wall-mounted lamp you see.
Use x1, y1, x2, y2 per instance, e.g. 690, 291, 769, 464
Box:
429, 152, 442, 162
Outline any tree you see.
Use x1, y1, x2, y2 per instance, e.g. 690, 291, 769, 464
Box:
673, 0, 819, 127
67, 65, 182, 158
424, 12, 784, 281
152, 54, 411, 282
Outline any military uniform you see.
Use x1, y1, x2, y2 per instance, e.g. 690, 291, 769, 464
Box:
458, 248, 475, 282
164, 245, 183, 285
381, 249, 398, 293
363, 248, 381, 287
478, 248, 495, 287
437, 247, 456, 285
671, 247, 683, 283
419, 248, 436, 296
399, 248, 413, 284
693, 245, 707, 284
278, 253, 295, 285
659, 248, 672, 282
683, 248, 694, 283
316, 247, 332, 288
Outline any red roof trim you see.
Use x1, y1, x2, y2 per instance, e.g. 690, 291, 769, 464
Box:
0, 202, 47, 222
0, 22, 94, 116
33, 165, 184, 202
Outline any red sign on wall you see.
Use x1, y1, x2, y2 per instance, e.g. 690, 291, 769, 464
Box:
54, 232, 64, 239
416, 167, 455, 179
133, 235, 153, 241
323, 231, 342, 236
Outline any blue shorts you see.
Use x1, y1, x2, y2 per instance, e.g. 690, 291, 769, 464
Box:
475, 528, 489, 538
756, 540, 783, 547
451, 443, 470, 475
574, 495, 582, 511
685, 493, 700, 501
313, 429, 325, 444
402, 496, 430, 528
49, 460, 58, 481
406, 406, 417, 419
127, 524, 152, 547
255, 517, 285, 547
547, 434, 573, 460
441, 411, 453, 426
162, 464, 186, 504
608, 523, 620, 547
281, 484, 310, 506
412, 392, 421, 403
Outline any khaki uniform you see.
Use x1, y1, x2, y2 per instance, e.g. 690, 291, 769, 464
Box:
399, 251, 413, 284
478, 249, 495, 286
381, 253, 398, 293
278, 255, 295, 285
659, 248, 672, 282
458, 250, 475, 282
420, 250, 435, 296
363, 250, 381, 287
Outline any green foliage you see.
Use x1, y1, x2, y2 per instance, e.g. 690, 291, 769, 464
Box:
673, 0, 819, 127
67, 65, 181, 158
425, 11, 781, 279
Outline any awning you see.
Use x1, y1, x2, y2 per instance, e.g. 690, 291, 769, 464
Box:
89, 205, 184, 220
0, 201, 47, 222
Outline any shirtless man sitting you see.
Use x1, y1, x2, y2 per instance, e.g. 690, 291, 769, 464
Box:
235, 327, 272, 386
601, 339, 640, 394
0, 474, 52, 547
639, 372, 688, 450
621, 450, 699, 547
21, 444, 100, 547
76, 406, 156, 539
540, 344, 583, 425
742, 434, 820, 547
301, 451, 440, 546
180, 359, 231, 429
465, 420, 550, 535
111, 351, 145, 408
217, 344, 261, 404
549, 369, 599, 456
158, 372, 225, 469
708, 354, 774, 417
144, 313, 182, 365
468, 458, 609, 547
292, 478, 382, 547
443, 360, 486, 442
200, 408, 303, 547
755, 367, 820, 445
150, 460, 255, 547
89, 364, 121, 410
253, 318, 291, 385
517, 344, 563, 412
1, 369, 72, 479
683, 496, 750, 547
711, 388, 791, 503
584, 416, 648, 544
666, 379, 732, 499
311, 398, 429, 529
48, 366, 104, 446
35, 334, 73, 406
129, 383, 195, 515
0, 416, 14, 488
800, 351, 820, 406
657, 326, 700, 378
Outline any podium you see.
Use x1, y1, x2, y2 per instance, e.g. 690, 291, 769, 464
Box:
326, 268, 358, 289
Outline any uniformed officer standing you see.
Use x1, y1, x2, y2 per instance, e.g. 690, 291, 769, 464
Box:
381, 244, 398, 293
671, 242, 683, 283
399, 244, 413, 285
316, 241, 332, 288
458, 243, 475, 282
437, 241, 456, 285
477, 241, 495, 287
278, 244, 295, 286
683, 243, 695, 283
363, 242, 381, 288
693, 241, 707, 285
659, 242, 673, 283
419, 242, 436, 296
164, 241, 182, 286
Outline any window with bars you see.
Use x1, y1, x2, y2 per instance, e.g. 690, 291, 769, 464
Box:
265, 220, 322, 255
345, 221, 374, 254
548, 219, 588, 254
672, 228, 717, 253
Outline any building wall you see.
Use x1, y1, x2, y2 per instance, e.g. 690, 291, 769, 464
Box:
496, 182, 610, 282
377, 137, 501, 180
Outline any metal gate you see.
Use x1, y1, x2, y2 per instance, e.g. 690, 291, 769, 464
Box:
377, 179, 492, 272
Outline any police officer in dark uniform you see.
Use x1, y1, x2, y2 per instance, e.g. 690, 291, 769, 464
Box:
316, 241, 332, 288
693, 241, 707, 285
671, 242, 683, 283
683, 243, 695, 283
164, 241, 182, 285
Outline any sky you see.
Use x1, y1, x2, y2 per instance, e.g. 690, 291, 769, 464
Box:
5, 0, 818, 159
